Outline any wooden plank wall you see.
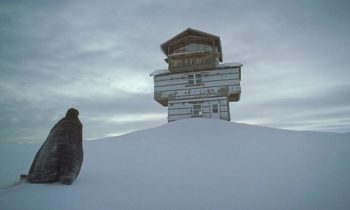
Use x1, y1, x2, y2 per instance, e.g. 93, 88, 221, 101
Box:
168, 97, 230, 122
154, 67, 241, 103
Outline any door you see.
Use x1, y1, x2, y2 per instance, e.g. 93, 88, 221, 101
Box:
192, 104, 203, 118
211, 102, 220, 119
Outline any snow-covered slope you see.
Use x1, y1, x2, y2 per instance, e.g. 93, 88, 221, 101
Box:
1, 119, 350, 210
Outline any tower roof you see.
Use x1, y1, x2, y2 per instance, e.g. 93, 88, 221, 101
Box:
161, 28, 223, 62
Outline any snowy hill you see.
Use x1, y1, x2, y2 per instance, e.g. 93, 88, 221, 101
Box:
1, 118, 350, 210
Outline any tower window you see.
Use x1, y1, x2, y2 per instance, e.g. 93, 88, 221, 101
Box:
188, 75, 194, 84
192, 104, 203, 117
188, 74, 202, 85
195, 74, 202, 83
212, 104, 218, 113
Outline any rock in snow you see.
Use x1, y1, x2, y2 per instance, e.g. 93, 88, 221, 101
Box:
1, 118, 350, 210
23, 108, 83, 185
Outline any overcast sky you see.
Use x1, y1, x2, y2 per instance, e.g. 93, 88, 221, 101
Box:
1, 0, 349, 143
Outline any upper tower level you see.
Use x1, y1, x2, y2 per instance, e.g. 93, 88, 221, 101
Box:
151, 28, 242, 122
161, 28, 223, 73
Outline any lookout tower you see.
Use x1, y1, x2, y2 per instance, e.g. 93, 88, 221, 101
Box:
150, 28, 242, 122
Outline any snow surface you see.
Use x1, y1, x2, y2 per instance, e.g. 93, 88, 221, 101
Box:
149, 69, 171, 76
149, 62, 242, 77
219, 62, 243, 68
1, 118, 350, 210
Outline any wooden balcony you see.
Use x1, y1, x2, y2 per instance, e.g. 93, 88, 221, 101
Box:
168, 51, 219, 73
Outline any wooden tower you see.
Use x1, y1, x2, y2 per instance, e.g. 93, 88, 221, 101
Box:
150, 28, 242, 122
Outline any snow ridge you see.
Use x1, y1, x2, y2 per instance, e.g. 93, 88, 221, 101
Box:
1, 118, 349, 210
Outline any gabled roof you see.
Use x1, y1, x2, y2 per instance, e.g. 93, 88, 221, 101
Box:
161, 28, 223, 62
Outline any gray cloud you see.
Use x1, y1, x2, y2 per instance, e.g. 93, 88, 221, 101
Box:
231, 83, 350, 132
1, 0, 349, 143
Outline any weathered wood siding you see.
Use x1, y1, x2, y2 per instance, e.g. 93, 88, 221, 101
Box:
167, 97, 230, 122
168, 51, 219, 73
154, 67, 241, 106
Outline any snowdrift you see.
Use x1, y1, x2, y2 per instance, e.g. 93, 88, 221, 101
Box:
1, 119, 350, 210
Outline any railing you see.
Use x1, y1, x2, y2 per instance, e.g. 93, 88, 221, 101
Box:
155, 85, 240, 102
168, 51, 219, 73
